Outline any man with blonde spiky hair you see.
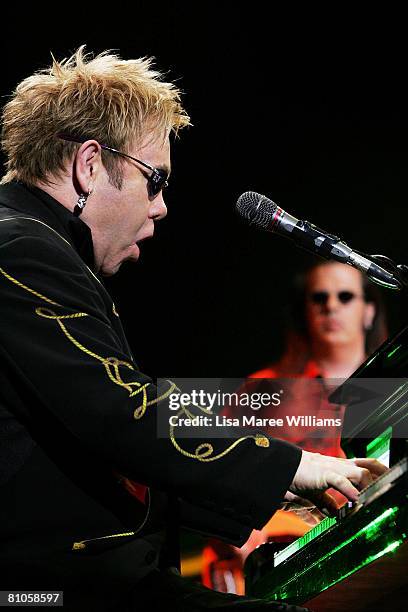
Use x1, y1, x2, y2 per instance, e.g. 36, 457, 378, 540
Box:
1, 46, 187, 275
0, 48, 385, 610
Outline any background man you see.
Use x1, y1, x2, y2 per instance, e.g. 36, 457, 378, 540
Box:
203, 261, 388, 593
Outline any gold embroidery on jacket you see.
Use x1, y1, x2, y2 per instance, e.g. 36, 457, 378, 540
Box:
0, 266, 177, 419
0, 267, 149, 406
1, 260, 155, 534
0, 266, 60, 306
72, 489, 152, 551
133, 380, 179, 420
169, 401, 270, 461
35, 306, 149, 400
1, 265, 270, 461
170, 426, 270, 461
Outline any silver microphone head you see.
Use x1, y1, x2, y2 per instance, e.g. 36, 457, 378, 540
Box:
235, 191, 278, 230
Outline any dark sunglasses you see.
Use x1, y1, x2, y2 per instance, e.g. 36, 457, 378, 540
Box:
57, 133, 169, 198
309, 291, 363, 305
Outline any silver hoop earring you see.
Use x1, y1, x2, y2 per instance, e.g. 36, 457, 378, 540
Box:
74, 193, 89, 217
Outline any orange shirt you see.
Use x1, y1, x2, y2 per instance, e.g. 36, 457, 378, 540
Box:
223, 360, 345, 458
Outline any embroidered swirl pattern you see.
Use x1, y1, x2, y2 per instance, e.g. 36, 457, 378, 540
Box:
0, 264, 270, 460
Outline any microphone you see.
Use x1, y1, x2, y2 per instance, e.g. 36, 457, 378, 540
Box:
236, 191, 402, 290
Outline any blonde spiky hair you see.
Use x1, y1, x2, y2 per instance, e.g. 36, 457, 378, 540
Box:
1, 46, 190, 188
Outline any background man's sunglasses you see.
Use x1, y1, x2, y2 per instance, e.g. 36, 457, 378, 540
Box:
57, 133, 169, 197
309, 291, 364, 305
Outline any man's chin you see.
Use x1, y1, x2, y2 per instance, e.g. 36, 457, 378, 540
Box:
319, 331, 349, 346
100, 268, 118, 277
99, 260, 123, 277
100, 247, 141, 276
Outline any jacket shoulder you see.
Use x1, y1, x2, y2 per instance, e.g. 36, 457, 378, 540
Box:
0, 207, 109, 317
0, 207, 72, 251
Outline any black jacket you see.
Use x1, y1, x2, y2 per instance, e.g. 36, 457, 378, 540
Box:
0, 182, 301, 610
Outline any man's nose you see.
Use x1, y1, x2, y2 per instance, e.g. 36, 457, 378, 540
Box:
149, 193, 167, 221
324, 293, 340, 312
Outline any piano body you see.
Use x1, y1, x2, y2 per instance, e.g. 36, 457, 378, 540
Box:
245, 324, 408, 611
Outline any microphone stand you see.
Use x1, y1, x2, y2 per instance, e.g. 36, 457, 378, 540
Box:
357, 252, 408, 291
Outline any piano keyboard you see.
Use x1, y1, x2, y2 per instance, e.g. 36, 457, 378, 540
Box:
246, 457, 408, 606
274, 457, 407, 567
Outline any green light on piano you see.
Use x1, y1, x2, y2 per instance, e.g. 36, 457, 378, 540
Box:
363, 507, 398, 540
319, 539, 403, 594
273, 539, 403, 601
387, 344, 402, 359
274, 506, 397, 569
271, 507, 400, 601
274, 515, 337, 566
366, 426, 392, 464
312, 507, 398, 566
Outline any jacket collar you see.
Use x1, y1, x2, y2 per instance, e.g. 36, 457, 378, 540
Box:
0, 181, 95, 269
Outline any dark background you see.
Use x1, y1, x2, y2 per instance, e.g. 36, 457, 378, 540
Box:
1, 5, 407, 378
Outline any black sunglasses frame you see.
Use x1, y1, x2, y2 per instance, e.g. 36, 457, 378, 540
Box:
57, 133, 168, 197
308, 290, 364, 306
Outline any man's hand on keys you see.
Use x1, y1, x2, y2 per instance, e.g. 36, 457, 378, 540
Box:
286, 451, 388, 517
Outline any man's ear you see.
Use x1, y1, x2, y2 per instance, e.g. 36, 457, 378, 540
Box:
363, 302, 376, 331
74, 140, 101, 194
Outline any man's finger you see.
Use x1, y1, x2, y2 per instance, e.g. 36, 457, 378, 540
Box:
353, 457, 388, 477
348, 466, 373, 490
325, 471, 360, 501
